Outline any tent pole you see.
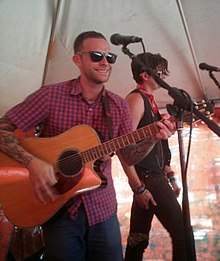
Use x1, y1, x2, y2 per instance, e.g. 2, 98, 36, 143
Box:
176, 0, 207, 98
41, 0, 62, 86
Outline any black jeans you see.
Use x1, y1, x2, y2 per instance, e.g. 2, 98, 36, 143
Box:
125, 171, 187, 261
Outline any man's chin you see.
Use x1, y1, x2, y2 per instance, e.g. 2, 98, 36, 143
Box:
94, 76, 110, 84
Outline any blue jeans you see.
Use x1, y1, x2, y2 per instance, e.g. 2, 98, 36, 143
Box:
43, 204, 123, 261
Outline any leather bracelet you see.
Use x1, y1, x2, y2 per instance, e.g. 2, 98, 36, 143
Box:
132, 184, 146, 194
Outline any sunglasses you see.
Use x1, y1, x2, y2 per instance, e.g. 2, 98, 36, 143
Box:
155, 70, 166, 79
77, 51, 117, 64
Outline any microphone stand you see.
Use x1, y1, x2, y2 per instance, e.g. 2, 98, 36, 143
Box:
121, 46, 220, 261
209, 71, 220, 89
175, 107, 197, 261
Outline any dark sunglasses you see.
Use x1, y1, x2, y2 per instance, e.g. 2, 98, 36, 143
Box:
155, 70, 166, 79
156, 71, 163, 78
77, 51, 117, 64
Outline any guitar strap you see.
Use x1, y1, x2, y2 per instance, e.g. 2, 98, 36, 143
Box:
102, 95, 113, 140
90, 94, 113, 189
102, 94, 115, 160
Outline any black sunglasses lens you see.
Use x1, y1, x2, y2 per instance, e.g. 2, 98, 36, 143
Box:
89, 52, 117, 64
106, 53, 117, 64
90, 52, 103, 62
156, 71, 164, 78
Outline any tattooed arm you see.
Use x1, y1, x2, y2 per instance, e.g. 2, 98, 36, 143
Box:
116, 92, 175, 209
120, 92, 175, 166
119, 135, 158, 166
0, 116, 33, 166
119, 117, 174, 166
0, 115, 57, 203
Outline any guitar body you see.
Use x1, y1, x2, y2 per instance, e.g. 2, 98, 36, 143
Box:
0, 125, 102, 228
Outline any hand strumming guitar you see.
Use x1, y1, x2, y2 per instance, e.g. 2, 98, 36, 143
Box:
27, 157, 58, 204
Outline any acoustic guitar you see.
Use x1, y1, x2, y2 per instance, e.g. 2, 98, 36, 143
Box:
0, 101, 213, 228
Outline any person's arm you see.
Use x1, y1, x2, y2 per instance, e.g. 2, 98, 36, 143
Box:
120, 93, 175, 166
118, 92, 176, 209
0, 115, 58, 203
117, 151, 157, 209
118, 92, 158, 209
162, 139, 181, 197
0, 116, 34, 165
164, 165, 181, 197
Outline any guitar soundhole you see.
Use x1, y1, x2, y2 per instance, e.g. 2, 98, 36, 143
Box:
57, 149, 83, 177
54, 149, 84, 194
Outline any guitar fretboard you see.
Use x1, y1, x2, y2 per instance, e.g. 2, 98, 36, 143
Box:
81, 122, 159, 163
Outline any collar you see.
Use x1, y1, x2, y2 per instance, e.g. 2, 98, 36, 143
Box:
137, 85, 158, 114
70, 77, 106, 100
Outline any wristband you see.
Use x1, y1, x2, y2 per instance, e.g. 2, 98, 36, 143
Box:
169, 176, 177, 182
132, 184, 146, 194
167, 171, 175, 178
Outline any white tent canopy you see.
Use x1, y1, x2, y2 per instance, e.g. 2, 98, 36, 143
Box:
0, 0, 220, 115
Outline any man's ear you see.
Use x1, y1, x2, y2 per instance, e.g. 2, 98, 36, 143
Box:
72, 54, 81, 67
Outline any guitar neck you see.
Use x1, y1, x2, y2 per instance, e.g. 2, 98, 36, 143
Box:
81, 121, 160, 162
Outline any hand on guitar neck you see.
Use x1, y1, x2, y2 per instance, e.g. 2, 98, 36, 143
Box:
155, 115, 176, 139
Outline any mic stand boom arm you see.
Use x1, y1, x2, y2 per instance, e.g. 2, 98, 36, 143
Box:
152, 73, 220, 137
209, 71, 220, 90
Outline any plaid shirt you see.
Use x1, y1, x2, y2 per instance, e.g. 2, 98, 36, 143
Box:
6, 78, 132, 226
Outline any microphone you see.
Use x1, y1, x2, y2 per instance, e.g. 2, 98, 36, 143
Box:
110, 33, 142, 46
199, 62, 220, 72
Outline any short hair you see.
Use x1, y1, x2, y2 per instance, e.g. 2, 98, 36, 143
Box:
131, 52, 169, 84
73, 31, 106, 54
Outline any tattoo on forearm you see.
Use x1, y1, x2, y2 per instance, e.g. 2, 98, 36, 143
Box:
120, 136, 158, 166
0, 116, 33, 166
0, 116, 17, 131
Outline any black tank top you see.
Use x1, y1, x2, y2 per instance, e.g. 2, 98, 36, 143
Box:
130, 89, 171, 174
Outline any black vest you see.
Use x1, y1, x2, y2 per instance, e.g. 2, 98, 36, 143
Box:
131, 89, 171, 174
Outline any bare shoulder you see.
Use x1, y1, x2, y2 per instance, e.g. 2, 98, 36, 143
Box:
126, 92, 143, 107
125, 92, 144, 129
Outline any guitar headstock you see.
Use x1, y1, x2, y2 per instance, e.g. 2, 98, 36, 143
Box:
166, 100, 214, 124
191, 100, 214, 124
